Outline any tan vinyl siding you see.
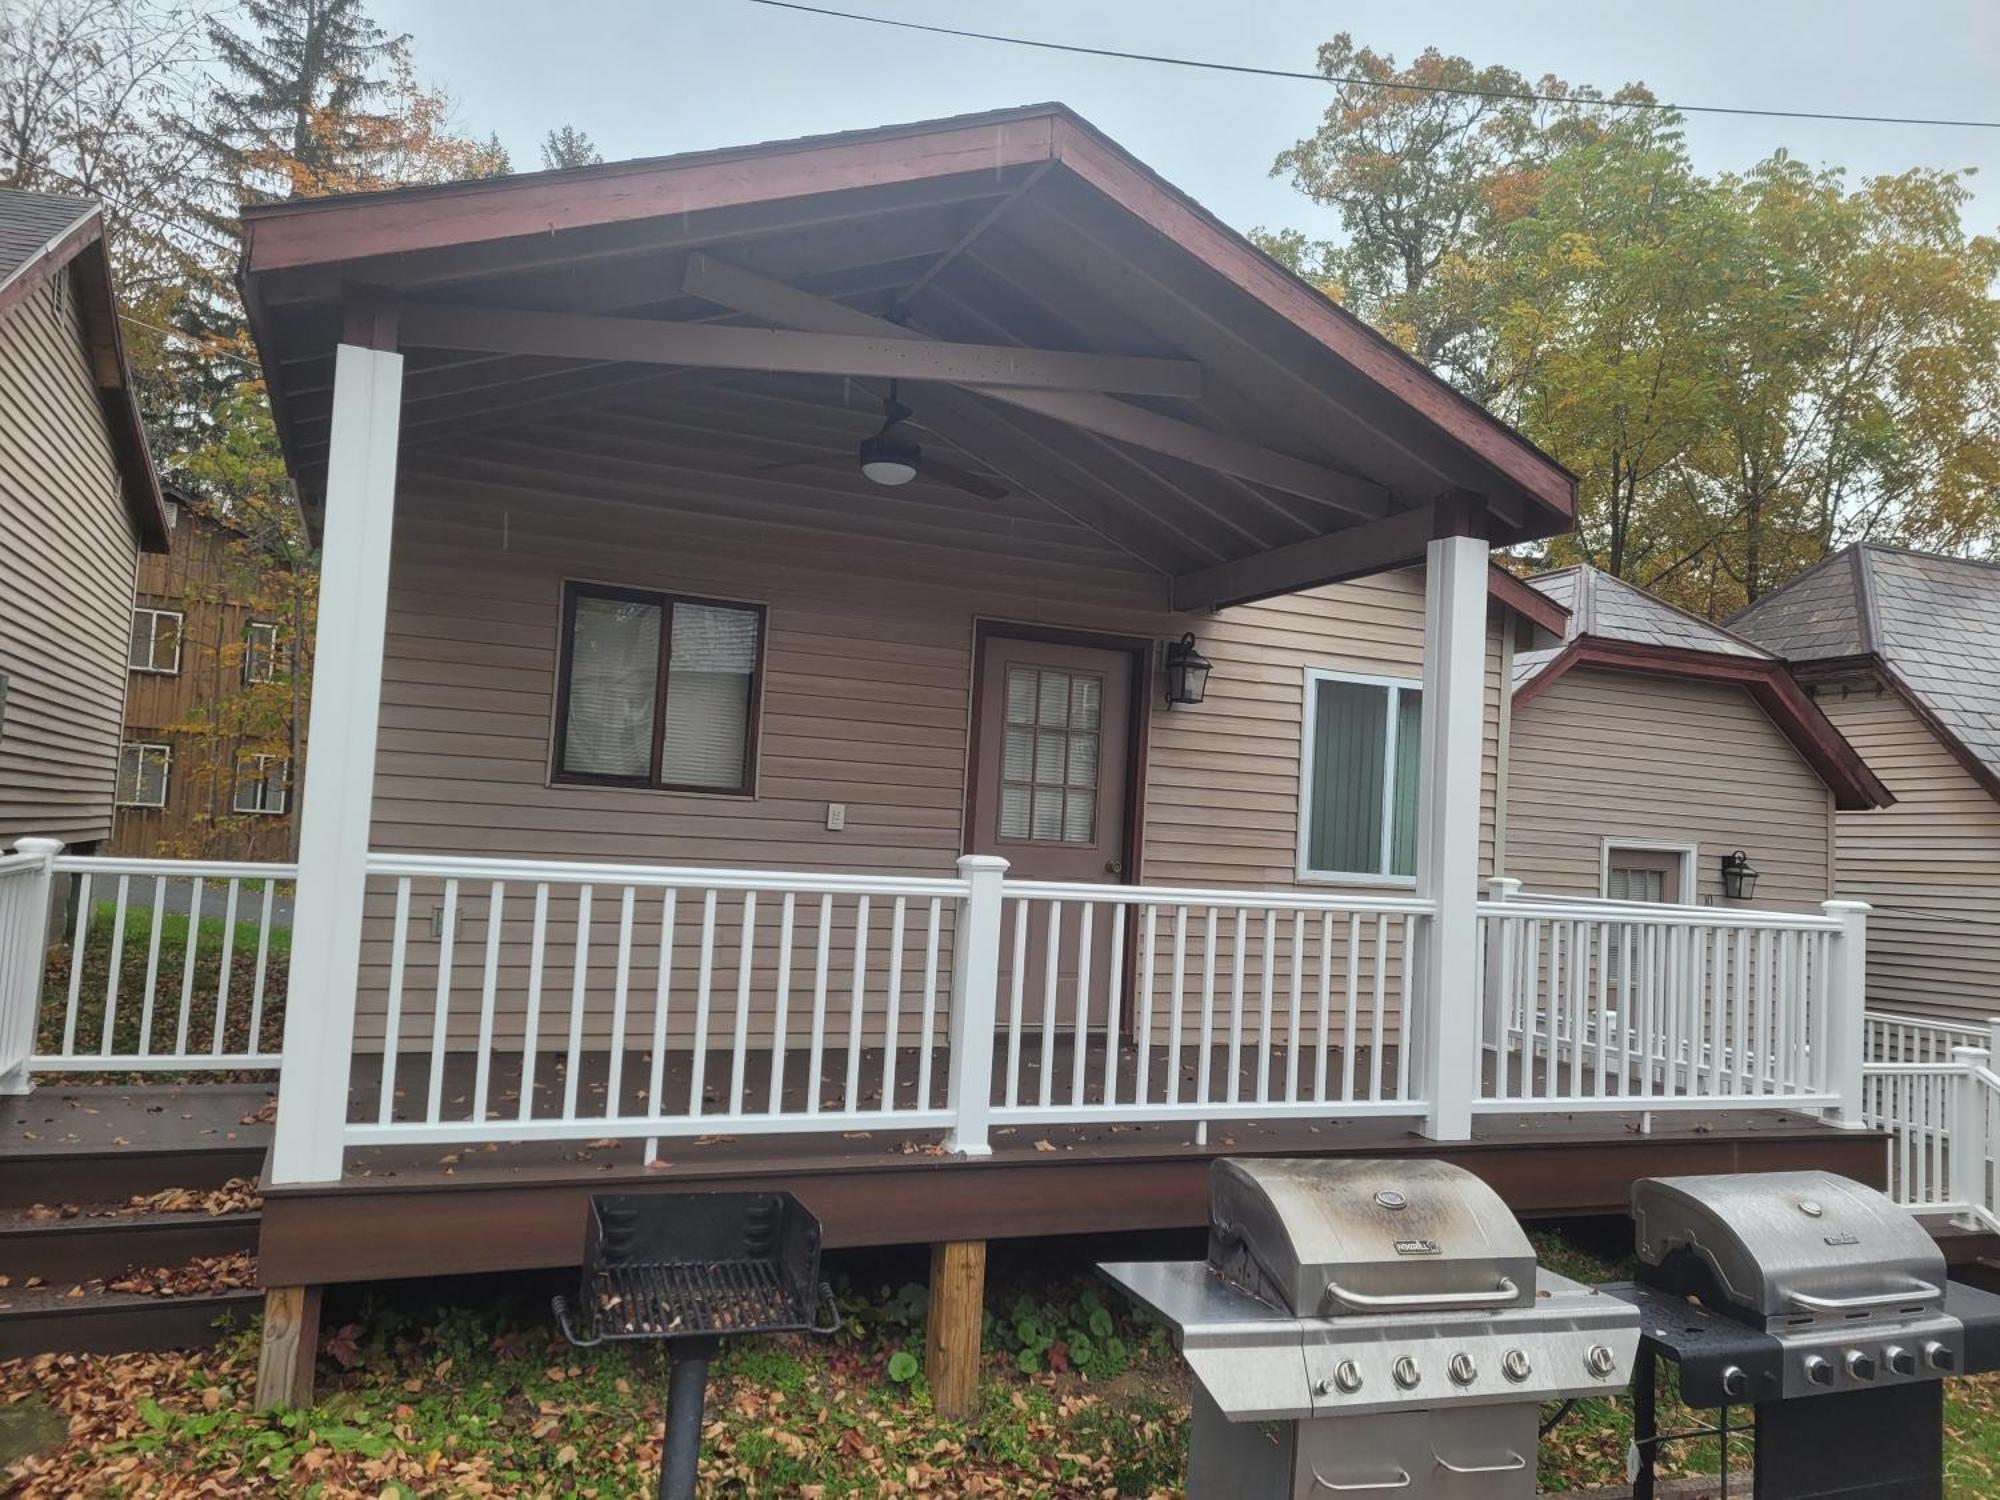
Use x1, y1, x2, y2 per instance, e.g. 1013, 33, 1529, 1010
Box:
1504, 667, 1835, 910
363, 473, 1504, 1048
1820, 681, 2000, 1026
0, 274, 139, 848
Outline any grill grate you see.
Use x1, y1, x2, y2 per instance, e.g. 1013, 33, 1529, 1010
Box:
588, 1256, 809, 1340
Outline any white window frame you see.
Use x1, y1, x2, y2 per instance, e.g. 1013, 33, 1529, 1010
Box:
233, 753, 290, 815
129, 608, 183, 675
243, 621, 281, 684
116, 742, 172, 808
1296, 666, 1423, 888
1598, 838, 1699, 905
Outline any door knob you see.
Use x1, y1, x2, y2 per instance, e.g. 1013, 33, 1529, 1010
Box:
1104, 859, 1123, 875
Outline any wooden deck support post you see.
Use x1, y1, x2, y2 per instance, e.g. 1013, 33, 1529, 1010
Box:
1414, 515, 1489, 1140
254, 1284, 323, 1410
925, 1239, 986, 1419
269, 337, 403, 1186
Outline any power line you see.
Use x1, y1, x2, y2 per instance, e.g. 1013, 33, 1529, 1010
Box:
118, 313, 262, 373
748, 0, 2000, 132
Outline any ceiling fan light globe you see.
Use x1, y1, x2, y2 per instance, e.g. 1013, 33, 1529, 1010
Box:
859, 434, 920, 487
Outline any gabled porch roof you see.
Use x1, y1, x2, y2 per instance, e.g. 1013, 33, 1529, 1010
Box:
240, 104, 1575, 612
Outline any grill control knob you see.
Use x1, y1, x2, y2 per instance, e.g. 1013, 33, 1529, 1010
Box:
1720, 1366, 1749, 1399
1333, 1360, 1364, 1394
1501, 1349, 1532, 1383
1924, 1341, 1957, 1373
1448, 1352, 1478, 1386
1804, 1356, 1835, 1387
1886, 1346, 1918, 1377
1585, 1344, 1618, 1378
1392, 1356, 1421, 1390
1845, 1351, 1878, 1382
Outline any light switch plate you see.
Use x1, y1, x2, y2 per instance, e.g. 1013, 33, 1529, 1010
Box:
826, 802, 847, 831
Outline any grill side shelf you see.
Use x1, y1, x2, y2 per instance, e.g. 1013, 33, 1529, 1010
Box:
1600, 1281, 1785, 1407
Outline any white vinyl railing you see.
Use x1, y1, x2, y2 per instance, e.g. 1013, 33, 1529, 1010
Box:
1475, 880, 1866, 1116
1863, 1011, 2000, 1226
0, 842, 59, 1093
1865, 1010, 1986, 1064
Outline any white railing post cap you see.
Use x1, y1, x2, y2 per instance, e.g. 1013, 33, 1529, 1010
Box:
12, 837, 64, 857
955, 854, 1011, 876
1821, 899, 1872, 915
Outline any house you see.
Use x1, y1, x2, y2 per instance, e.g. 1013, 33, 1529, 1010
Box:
109, 489, 306, 861
0, 109, 1884, 1405
1732, 544, 2000, 1026
1502, 563, 1889, 910
0, 190, 170, 852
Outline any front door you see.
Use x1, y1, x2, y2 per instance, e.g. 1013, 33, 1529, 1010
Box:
970, 634, 1134, 1028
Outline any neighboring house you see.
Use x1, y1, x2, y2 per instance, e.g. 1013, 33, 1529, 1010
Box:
1732, 544, 2000, 1026
109, 489, 305, 860
1503, 564, 1889, 911
0, 189, 169, 852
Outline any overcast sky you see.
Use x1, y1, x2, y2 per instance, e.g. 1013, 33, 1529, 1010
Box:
373, 0, 2000, 247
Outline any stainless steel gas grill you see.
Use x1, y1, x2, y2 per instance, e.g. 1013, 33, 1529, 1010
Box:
1101, 1158, 1639, 1498
1607, 1170, 2000, 1500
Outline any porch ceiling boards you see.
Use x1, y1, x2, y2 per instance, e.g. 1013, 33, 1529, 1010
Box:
241, 104, 1577, 610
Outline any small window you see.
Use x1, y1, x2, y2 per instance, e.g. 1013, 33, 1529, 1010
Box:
243, 622, 282, 684
233, 753, 289, 815
1299, 670, 1423, 882
128, 609, 183, 674
553, 583, 764, 795
116, 743, 171, 808
1603, 845, 1690, 904
998, 666, 1102, 844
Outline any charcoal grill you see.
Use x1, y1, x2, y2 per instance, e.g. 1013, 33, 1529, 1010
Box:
1604, 1170, 2000, 1500
1101, 1158, 1639, 1498
554, 1191, 838, 1500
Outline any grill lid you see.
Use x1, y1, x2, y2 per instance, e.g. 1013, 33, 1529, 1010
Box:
1632, 1171, 1946, 1323
1207, 1158, 1535, 1317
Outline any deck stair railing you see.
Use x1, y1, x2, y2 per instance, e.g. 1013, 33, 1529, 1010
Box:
1862, 1011, 2000, 1229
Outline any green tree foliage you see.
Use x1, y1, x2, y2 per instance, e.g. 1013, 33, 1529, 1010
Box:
539, 123, 601, 171
1261, 36, 2000, 614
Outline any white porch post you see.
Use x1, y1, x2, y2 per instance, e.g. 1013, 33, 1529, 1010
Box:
942, 855, 1007, 1156
0, 837, 64, 1095
1820, 899, 1870, 1128
1414, 527, 1489, 1140
1950, 1044, 1991, 1225
268, 343, 404, 1185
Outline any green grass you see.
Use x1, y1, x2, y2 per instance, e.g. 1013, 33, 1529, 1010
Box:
36, 899, 290, 1062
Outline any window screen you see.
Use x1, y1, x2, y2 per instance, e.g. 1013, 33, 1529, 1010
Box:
1301, 674, 1422, 879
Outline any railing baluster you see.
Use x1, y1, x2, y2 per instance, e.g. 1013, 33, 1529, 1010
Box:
1004, 898, 1028, 1110
1256, 909, 1276, 1104
211, 879, 239, 1056
728, 891, 757, 1118
806, 894, 832, 1114
1369, 913, 1387, 1103
1314, 912, 1332, 1103
916, 895, 942, 1111
1285, 911, 1304, 1104
519, 882, 549, 1123
845, 894, 870, 1113
379, 878, 409, 1126
100, 876, 130, 1056
1341, 913, 1360, 1103
1755, 928, 1774, 1095
1544, 919, 1562, 1100
1135, 904, 1158, 1107
1037, 900, 1060, 1109
1196, 907, 1218, 1109
562, 884, 594, 1122
1226, 908, 1246, 1105
883, 896, 906, 1112
1071, 902, 1092, 1108
1167, 905, 1187, 1105
1396, 914, 1413, 1102
605, 885, 635, 1119
1592, 920, 1609, 1097
62, 871, 92, 1055
427, 878, 459, 1124
472, 881, 506, 1121
249, 880, 275, 1058
770, 893, 796, 1114
1568, 918, 1587, 1099
1102, 902, 1125, 1110
688, 889, 716, 1117
1520, 920, 1541, 1101
137, 876, 166, 1056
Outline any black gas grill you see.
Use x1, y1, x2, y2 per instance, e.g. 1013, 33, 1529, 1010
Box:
555, 1192, 838, 1500
1604, 1170, 2000, 1500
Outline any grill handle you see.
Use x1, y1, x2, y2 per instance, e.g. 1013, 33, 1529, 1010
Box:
1433, 1449, 1527, 1476
1321, 1276, 1520, 1314
1309, 1464, 1412, 1492
1787, 1280, 1941, 1314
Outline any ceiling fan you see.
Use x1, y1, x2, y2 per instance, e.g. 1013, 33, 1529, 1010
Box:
750, 383, 1009, 501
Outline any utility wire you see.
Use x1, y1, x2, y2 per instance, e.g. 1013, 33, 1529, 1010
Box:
748, 0, 2000, 132
118, 312, 263, 373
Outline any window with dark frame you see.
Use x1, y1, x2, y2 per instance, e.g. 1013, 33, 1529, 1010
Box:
553, 582, 764, 795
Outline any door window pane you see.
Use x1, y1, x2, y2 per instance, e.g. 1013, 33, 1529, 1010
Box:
999, 665, 1101, 845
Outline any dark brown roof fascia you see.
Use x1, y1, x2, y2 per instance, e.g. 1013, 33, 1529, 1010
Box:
1513, 636, 1893, 811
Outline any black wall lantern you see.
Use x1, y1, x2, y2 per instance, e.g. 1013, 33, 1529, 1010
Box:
1163, 632, 1212, 708
1720, 849, 1759, 901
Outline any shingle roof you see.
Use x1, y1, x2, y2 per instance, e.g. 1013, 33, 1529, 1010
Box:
0, 188, 99, 296
1513, 563, 1771, 687
1732, 544, 2000, 790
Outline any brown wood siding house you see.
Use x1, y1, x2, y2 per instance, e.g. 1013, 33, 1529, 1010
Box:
0, 191, 168, 851
1733, 545, 2000, 1026
1505, 564, 1887, 914
109, 496, 300, 860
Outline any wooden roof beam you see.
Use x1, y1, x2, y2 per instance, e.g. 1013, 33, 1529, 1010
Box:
397, 299, 1203, 397
680, 252, 1389, 520
1170, 502, 1443, 612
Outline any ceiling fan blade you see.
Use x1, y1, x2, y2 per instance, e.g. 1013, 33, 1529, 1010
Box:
749, 452, 850, 474
920, 457, 1009, 501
